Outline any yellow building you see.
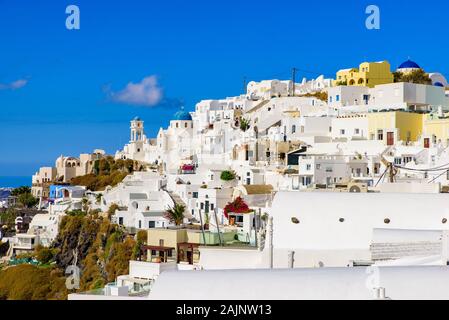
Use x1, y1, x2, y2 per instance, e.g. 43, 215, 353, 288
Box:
146, 228, 201, 264
367, 111, 424, 145
334, 61, 394, 88
423, 113, 449, 146
145, 227, 237, 264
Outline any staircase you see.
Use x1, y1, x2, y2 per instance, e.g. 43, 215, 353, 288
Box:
246, 99, 270, 114
164, 189, 193, 219
370, 241, 442, 261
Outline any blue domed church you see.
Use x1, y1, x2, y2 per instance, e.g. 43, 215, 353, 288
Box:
397, 59, 421, 74
173, 107, 193, 121
397, 59, 448, 88
170, 107, 193, 129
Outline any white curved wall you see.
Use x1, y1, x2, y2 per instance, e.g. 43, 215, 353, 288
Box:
148, 266, 449, 300
269, 192, 449, 251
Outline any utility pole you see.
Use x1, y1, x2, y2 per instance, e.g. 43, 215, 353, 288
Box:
213, 208, 223, 246
389, 164, 394, 183
198, 210, 207, 246
388, 163, 397, 183
243, 76, 247, 95
291, 67, 298, 97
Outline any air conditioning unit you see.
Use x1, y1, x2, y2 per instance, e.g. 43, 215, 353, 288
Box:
347, 182, 368, 193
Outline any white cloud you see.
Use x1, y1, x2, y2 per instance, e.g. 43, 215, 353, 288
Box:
0, 79, 28, 90
109, 75, 163, 107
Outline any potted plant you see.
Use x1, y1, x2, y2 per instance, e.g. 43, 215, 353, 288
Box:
204, 213, 210, 230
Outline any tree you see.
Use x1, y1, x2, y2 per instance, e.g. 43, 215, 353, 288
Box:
393, 69, 432, 85
220, 170, 236, 181
0, 208, 16, 229
240, 118, 250, 132
393, 71, 402, 83
95, 193, 103, 205
18, 193, 38, 208
164, 204, 185, 226
11, 186, 31, 197
107, 203, 119, 219
136, 230, 147, 244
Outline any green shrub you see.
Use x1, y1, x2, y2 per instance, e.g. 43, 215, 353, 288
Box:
240, 118, 250, 132
220, 170, 236, 181
35, 246, 55, 265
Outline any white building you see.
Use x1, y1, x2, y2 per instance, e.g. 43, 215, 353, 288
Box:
247, 80, 292, 100
295, 75, 332, 95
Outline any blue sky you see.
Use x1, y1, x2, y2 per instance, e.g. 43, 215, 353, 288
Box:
1, 0, 449, 176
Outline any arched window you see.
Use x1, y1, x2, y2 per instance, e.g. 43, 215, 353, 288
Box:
292, 125, 296, 134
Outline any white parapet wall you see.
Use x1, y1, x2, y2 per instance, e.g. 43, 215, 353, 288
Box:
379, 182, 441, 194
129, 260, 177, 279
148, 266, 449, 300
198, 247, 263, 270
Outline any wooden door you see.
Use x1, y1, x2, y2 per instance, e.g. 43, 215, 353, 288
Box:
387, 132, 394, 146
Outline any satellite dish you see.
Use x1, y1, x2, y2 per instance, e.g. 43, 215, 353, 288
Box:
349, 185, 361, 193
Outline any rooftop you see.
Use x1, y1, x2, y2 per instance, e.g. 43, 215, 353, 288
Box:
398, 59, 421, 70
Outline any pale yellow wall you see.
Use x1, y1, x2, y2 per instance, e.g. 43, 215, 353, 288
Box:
147, 228, 187, 248
367, 111, 423, 143
423, 114, 449, 145
186, 231, 202, 244
368, 112, 395, 141
146, 229, 204, 263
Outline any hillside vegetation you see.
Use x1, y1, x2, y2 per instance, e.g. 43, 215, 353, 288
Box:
52, 212, 139, 291
0, 206, 143, 299
0, 265, 68, 300
70, 157, 144, 191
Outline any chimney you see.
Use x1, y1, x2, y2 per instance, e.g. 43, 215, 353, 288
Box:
373, 287, 390, 300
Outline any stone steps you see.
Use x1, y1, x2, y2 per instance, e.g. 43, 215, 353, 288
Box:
370, 241, 442, 261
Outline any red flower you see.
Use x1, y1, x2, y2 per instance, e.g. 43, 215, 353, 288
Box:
223, 197, 251, 219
